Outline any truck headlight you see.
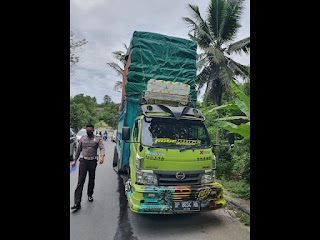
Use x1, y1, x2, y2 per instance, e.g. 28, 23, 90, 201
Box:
136, 170, 158, 185
201, 170, 214, 184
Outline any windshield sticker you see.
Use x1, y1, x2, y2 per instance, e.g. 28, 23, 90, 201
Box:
146, 150, 164, 156
155, 138, 201, 145
200, 151, 211, 154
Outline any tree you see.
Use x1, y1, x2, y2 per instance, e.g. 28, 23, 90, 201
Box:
70, 29, 88, 75
70, 103, 90, 132
70, 94, 98, 125
182, 0, 250, 106
103, 94, 112, 105
106, 43, 128, 92
102, 102, 120, 129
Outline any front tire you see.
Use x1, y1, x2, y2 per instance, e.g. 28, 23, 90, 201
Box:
113, 146, 118, 167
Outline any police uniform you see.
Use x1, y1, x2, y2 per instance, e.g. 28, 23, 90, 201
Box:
73, 134, 105, 206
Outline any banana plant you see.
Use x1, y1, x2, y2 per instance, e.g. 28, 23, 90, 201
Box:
209, 80, 250, 139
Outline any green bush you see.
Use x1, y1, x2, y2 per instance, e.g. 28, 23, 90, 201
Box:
200, 96, 250, 199
231, 138, 250, 184
215, 147, 233, 180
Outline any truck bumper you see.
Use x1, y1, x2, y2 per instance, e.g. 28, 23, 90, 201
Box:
126, 182, 226, 214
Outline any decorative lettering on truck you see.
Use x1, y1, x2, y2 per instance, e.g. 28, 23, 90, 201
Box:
154, 138, 201, 145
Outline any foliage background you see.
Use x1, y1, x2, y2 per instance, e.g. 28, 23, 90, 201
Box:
70, 94, 119, 132
201, 82, 250, 199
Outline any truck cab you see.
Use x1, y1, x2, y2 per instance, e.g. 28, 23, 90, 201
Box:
120, 104, 226, 214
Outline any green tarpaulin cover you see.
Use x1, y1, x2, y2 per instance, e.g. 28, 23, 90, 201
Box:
124, 31, 198, 101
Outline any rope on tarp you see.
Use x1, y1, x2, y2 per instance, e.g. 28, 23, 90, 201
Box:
137, 32, 146, 91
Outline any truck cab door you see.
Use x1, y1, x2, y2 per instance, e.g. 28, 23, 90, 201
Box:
130, 120, 139, 166
133, 120, 140, 150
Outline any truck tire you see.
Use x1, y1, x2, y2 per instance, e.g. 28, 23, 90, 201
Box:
117, 159, 126, 174
113, 146, 118, 167
125, 165, 130, 176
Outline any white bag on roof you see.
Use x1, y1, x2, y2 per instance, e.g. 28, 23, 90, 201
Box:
171, 82, 190, 95
147, 79, 167, 93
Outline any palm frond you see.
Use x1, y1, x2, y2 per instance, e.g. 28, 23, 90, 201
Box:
106, 62, 124, 77
196, 65, 212, 89
219, 0, 244, 42
187, 4, 206, 25
113, 81, 123, 92
196, 55, 209, 71
187, 32, 201, 43
187, 33, 209, 50
228, 59, 250, 80
183, 17, 214, 45
182, 17, 197, 28
184, 5, 213, 48
204, 47, 225, 64
207, 0, 227, 41
219, 58, 236, 85
196, 52, 207, 61
227, 36, 250, 54
111, 51, 126, 65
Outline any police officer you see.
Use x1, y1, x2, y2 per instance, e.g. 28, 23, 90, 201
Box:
71, 124, 105, 210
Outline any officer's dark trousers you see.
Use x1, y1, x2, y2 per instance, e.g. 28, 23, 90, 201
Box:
74, 158, 97, 205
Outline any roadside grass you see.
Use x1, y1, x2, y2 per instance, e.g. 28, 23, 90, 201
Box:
236, 211, 250, 226
220, 178, 250, 200
225, 202, 250, 226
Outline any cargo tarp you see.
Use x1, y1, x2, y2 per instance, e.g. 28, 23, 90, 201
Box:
123, 31, 198, 101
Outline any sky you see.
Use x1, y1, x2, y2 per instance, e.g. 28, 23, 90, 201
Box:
70, 0, 250, 104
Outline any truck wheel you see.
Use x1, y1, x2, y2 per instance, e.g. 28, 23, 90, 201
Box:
113, 146, 118, 167
125, 165, 130, 176
117, 159, 126, 174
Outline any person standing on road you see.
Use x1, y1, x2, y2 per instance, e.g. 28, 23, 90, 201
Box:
71, 124, 105, 210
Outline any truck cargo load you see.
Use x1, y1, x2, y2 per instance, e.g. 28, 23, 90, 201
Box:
119, 31, 197, 106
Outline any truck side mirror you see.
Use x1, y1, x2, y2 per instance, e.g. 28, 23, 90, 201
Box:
122, 127, 131, 141
228, 132, 235, 146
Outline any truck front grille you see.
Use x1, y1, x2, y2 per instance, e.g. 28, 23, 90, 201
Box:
154, 170, 204, 186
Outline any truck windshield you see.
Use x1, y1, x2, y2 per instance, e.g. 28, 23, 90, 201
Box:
141, 117, 211, 149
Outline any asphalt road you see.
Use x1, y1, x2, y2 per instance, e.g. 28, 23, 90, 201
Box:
70, 139, 250, 240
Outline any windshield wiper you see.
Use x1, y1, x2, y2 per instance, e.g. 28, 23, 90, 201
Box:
151, 143, 178, 149
179, 145, 197, 152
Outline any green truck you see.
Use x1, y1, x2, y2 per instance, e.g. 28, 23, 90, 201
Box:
113, 31, 234, 214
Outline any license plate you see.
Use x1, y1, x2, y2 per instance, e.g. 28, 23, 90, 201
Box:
173, 201, 200, 212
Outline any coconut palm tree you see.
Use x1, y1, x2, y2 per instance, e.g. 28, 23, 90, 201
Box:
183, 0, 250, 106
106, 43, 128, 92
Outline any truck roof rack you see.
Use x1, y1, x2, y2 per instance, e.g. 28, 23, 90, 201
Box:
139, 104, 204, 120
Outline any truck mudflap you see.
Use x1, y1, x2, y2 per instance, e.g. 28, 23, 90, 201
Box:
125, 181, 226, 214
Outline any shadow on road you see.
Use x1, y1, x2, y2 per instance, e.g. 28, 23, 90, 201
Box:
113, 173, 137, 240
132, 210, 223, 234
